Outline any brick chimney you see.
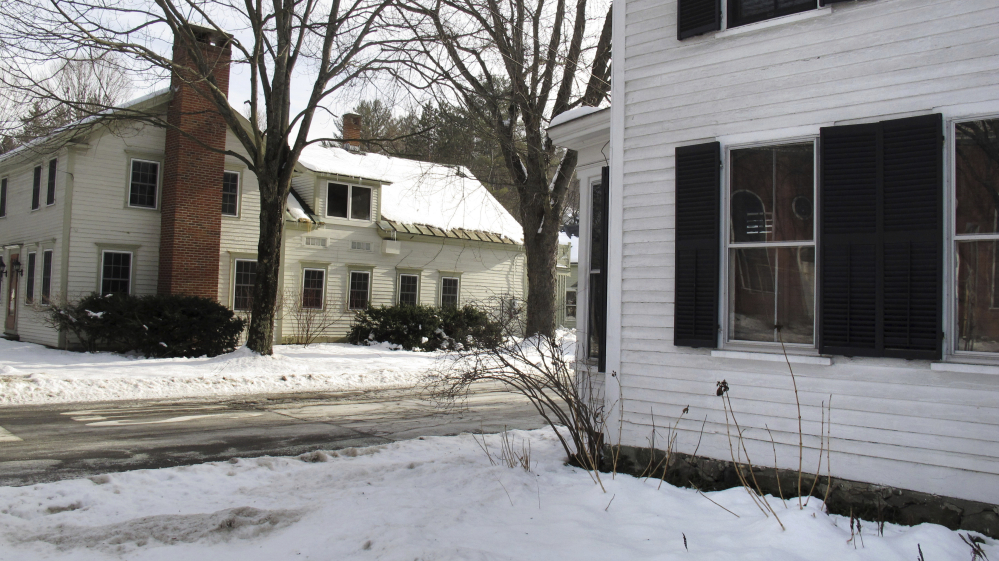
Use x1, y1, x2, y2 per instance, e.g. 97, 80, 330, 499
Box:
158, 26, 231, 299
343, 113, 362, 150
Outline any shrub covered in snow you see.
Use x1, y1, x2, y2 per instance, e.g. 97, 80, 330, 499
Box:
346, 304, 501, 351
47, 293, 246, 357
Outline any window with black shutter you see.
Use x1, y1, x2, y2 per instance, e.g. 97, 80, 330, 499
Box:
31, 166, 41, 210
677, 0, 721, 40
588, 166, 610, 371
46, 159, 57, 206
819, 114, 942, 359
727, 0, 816, 29
674, 143, 721, 348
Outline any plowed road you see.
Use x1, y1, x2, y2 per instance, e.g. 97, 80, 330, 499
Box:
0, 384, 546, 486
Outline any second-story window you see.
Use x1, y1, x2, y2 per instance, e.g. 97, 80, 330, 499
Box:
222, 171, 239, 216
727, 0, 816, 28
129, 159, 159, 208
0, 177, 7, 217
327, 183, 372, 221
31, 166, 41, 210
46, 159, 57, 206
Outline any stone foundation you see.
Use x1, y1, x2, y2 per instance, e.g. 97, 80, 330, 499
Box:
606, 444, 999, 539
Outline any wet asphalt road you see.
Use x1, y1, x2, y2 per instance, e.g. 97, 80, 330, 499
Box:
0, 383, 546, 487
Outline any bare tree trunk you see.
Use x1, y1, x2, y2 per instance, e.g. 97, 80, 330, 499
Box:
523, 218, 560, 337
246, 177, 287, 354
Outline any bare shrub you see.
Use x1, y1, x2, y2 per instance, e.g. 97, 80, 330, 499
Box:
284, 289, 346, 346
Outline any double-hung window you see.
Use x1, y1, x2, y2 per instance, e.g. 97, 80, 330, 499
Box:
25, 252, 36, 303
222, 171, 240, 216
348, 271, 370, 310
677, 0, 844, 39
233, 260, 257, 311
31, 166, 41, 210
46, 159, 57, 206
326, 183, 372, 221
954, 117, 999, 353
398, 274, 419, 306
41, 250, 52, 305
588, 167, 610, 371
101, 251, 132, 295
728, 142, 815, 345
302, 268, 326, 309
129, 159, 159, 208
440, 277, 460, 307
675, 114, 944, 359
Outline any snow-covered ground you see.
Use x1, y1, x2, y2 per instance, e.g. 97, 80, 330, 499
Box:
0, 338, 438, 406
0, 427, 991, 561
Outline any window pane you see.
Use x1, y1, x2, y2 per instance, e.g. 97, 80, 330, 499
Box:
351, 187, 372, 220
233, 260, 257, 311
588, 272, 604, 358
956, 240, 999, 352
441, 277, 459, 307
101, 252, 131, 295
731, 246, 814, 344
730, 0, 815, 27
25, 253, 36, 303
399, 274, 418, 306
327, 183, 348, 218
302, 269, 325, 309
566, 290, 577, 318
955, 119, 999, 235
731, 143, 813, 243
42, 251, 52, 304
590, 180, 606, 270
222, 172, 239, 216
0, 177, 7, 216
130, 161, 158, 208
32, 166, 41, 210
349, 271, 369, 309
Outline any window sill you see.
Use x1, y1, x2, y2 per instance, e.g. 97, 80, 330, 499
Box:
930, 361, 999, 375
715, 7, 832, 38
711, 349, 832, 366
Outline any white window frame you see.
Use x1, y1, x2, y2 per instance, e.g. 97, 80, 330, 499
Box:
127, 158, 161, 210
347, 270, 371, 310
232, 258, 257, 312
222, 170, 241, 217
720, 137, 819, 352
100, 250, 134, 295
397, 273, 420, 306
440, 276, 460, 307
325, 182, 373, 222
302, 267, 326, 309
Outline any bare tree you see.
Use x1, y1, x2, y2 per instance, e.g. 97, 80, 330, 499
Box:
390, 0, 612, 336
0, 0, 392, 354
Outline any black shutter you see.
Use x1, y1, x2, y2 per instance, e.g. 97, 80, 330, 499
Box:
881, 114, 942, 359
819, 123, 879, 356
674, 142, 720, 348
819, 114, 942, 359
678, 0, 721, 40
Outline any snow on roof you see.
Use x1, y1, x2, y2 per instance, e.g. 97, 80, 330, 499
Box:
558, 232, 579, 263
297, 144, 523, 243
286, 192, 311, 221
548, 105, 608, 129
0, 88, 171, 166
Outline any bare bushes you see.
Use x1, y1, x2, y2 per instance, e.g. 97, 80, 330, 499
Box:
427, 316, 606, 485
284, 289, 346, 346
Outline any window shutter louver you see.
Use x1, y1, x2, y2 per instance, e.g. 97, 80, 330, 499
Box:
674, 142, 720, 348
677, 0, 721, 40
819, 114, 942, 359
881, 114, 942, 358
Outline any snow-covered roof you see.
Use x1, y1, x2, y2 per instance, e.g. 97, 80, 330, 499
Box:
558, 232, 579, 263
296, 144, 523, 243
548, 105, 608, 129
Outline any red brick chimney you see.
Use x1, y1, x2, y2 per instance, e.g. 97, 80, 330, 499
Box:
343, 113, 362, 150
158, 26, 231, 299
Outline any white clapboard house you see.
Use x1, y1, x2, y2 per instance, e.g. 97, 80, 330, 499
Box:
550, 0, 999, 531
0, 29, 525, 348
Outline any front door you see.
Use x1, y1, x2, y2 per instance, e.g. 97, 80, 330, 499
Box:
4, 253, 18, 332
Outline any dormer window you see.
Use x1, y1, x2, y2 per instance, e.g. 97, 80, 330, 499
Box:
326, 182, 372, 221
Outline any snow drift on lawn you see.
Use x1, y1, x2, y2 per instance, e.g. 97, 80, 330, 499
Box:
0, 427, 992, 561
0, 338, 438, 405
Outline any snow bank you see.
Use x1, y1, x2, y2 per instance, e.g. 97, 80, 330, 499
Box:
0, 427, 991, 560
0, 338, 439, 405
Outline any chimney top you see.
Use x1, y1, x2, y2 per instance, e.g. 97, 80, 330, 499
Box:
343, 113, 362, 151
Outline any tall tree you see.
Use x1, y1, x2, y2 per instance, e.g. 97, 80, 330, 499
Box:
392, 0, 612, 336
0, 0, 392, 354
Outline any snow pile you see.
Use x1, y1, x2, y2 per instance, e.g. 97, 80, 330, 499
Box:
0, 338, 440, 405
296, 144, 523, 242
0, 427, 992, 560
